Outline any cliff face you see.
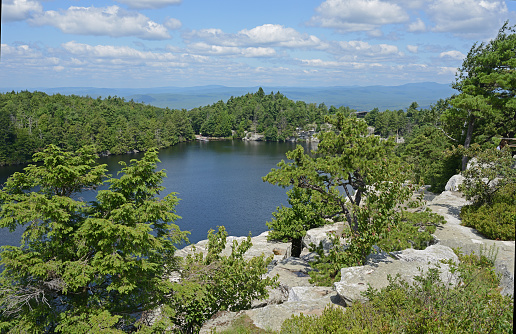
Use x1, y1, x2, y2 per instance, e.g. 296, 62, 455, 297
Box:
188, 183, 515, 333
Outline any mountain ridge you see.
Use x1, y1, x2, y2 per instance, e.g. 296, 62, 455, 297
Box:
1, 82, 455, 111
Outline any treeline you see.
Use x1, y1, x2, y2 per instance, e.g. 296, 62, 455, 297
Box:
188, 87, 354, 140
0, 91, 195, 165
0, 88, 356, 165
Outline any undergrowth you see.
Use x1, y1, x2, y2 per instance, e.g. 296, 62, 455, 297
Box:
308, 210, 446, 286
461, 183, 516, 240
281, 246, 513, 333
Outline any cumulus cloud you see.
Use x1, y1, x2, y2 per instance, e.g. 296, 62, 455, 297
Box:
440, 50, 465, 60
185, 24, 324, 53
408, 18, 426, 32
29, 6, 171, 40
407, 45, 418, 53
164, 18, 182, 30
239, 24, 322, 47
427, 0, 507, 38
2, 0, 42, 22
187, 42, 276, 58
309, 0, 409, 32
114, 0, 182, 9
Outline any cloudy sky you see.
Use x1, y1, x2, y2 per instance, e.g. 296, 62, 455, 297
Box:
1, 0, 515, 88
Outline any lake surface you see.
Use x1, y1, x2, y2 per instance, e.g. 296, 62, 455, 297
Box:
0, 140, 315, 247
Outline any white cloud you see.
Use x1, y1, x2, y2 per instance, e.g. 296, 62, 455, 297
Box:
239, 24, 322, 47
188, 42, 241, 55
407, 45, 418, 53
408, 18, 426, 32
438, 67, 458, 75
187, 42, 276, 58
299, 58, 383, 70
309, 0, 409, 32
62, 41, 178, 61
2, 0, 42, 22
29, 6, 171, 40
164, 18, 182, 30
440, 50, 465, 60
186, 24, 323, 50
332, 40, 402, 60
428, 0, 508, 38
114, 0, 182, 9
242, 47, 277, 58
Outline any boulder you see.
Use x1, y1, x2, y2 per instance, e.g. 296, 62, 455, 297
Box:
267, 257, 314, 288
334, 245, 459, 306
444, 174, 465, 191
302, 221, 345, 251
175, 230, 288, 263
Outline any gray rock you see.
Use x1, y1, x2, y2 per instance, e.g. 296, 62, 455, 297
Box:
334, 245, 459, 306
444, 174, 465, 191
302, 221, 345, 251
426, 190, 514, 297
267, 257, 314, 288
287, 286, 334, 302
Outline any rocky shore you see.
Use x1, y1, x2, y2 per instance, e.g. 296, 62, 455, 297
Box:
175, 185, 515, 333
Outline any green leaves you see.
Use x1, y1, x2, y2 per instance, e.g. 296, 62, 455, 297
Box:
0, 146, 187, 332
172, 226, 278, 333
265, 113, 418, 284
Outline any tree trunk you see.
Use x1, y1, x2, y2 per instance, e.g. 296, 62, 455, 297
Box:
461, 115, 475, 171
291, 237, 303, 258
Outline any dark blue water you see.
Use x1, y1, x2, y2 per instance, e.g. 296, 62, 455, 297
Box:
0, 140, 314, 247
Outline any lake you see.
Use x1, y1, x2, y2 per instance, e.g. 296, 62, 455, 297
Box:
0, 140, 315, 247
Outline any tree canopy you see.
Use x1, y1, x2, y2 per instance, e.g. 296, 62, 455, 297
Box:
264, 113, 414, 264
443, 22, 516, 170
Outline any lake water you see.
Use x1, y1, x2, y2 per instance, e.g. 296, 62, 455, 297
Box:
0, 140, 315, 247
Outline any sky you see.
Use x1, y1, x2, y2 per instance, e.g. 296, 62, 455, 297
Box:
1, 0, 515, 88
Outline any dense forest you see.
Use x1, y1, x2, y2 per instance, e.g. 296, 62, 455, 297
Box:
0, 88, 353, 165
0, 87, 472, 193
0, 91, 194, 165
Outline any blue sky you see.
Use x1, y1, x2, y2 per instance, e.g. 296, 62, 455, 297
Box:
1, 0, 515, 88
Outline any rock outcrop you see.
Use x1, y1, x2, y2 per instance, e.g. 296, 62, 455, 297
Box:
334, 245, 459, 306
193, 184, 515, 332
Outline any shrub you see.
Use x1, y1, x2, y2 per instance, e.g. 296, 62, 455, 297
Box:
308, 210, 446, 286
281, 248, 514, 333
461, 183, 516, 240
377, 210, 445, 252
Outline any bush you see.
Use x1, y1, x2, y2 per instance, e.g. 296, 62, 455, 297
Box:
377, 210, 445, 252
308, 210, 446, 286
461, 184, 516, 240
281, 248, 514, 333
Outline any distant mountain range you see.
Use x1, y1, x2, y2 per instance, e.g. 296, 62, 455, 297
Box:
1, 82, 455, 111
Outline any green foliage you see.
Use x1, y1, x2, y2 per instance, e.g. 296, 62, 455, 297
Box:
0, 145, 188, 332
171, 226, 278, 333
307, 209, 443, 286
281, 249, 513, 333
193, 89, 333, 140
443, 22, 516, 169
397, 125, 461, 192
376, 210, 445, 252
266, 188, 327, 257
0, 91, 195, 165
265, 113, 416, 284
461, 183, 516, 240
458, 144, 516, 206
211, 314, 273, 334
